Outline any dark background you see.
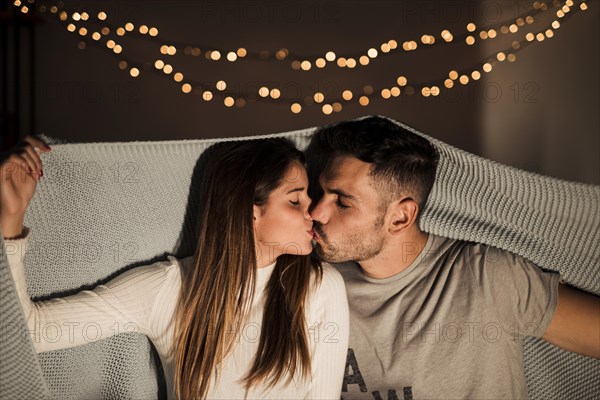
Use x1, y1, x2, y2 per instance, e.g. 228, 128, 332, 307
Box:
2, 0, 598, 184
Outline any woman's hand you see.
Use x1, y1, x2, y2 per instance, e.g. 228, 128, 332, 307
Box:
0, 136, 51, 239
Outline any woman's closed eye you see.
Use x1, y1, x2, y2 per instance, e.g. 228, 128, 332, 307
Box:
290, 200, 301, 206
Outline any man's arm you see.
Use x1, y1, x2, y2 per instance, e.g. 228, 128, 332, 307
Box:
542, 283, 600, 359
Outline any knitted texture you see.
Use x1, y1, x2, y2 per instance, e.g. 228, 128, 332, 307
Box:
0, 117, 597, 399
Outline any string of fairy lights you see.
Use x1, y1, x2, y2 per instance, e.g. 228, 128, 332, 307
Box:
14, 0, 590, 114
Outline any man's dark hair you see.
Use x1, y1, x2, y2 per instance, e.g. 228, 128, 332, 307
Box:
305, 116, 439, 213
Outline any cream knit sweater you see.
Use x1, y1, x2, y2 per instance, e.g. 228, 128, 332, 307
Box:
5, 227, 349, 399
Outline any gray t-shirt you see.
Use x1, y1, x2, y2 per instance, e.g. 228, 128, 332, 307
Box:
334, 233, 561, 400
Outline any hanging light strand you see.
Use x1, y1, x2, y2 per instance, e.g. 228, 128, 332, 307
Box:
17, 0, 590, 113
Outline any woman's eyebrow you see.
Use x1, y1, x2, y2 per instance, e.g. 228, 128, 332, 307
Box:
286, 187, 305, 194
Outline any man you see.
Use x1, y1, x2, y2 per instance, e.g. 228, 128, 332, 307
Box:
305, 116, 599, 399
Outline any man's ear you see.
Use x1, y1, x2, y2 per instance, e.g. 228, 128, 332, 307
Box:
388, 198, 419, 235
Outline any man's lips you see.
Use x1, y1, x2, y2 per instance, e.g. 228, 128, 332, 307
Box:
312, 228, 322, 241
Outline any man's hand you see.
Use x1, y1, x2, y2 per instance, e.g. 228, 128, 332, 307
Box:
0, 136, 51, 239
542, 283, 600, 359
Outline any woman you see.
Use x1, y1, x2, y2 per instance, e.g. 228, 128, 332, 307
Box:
0, 136, 349, 399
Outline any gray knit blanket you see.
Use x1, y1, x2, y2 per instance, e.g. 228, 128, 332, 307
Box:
1, 116, 598, 399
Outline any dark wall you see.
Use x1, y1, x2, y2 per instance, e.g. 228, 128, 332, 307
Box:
3, 0, 598, 184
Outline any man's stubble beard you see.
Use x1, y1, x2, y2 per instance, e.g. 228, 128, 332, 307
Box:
314, 213, 387, 263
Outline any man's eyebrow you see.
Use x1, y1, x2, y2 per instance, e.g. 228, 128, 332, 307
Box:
286, 187, 305, 194
324, 187, 357, 201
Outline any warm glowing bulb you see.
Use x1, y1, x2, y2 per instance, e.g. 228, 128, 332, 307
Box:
359, 96, 369, 106
397, 76, 407, 86
381, 43, 391, 53
483, 63, 492, 73
258, 87, 269, 97
216, 80, 227, 91
155, 60, 164, 69
444, 79, 454, 88
149, 27, 158, 36
497, 52, 506, 61
342, 90, 353, 101
113, 45, 122, 54
203, 91, 213, 101
467, 23, 476, 32
291, 103, 302, 114
92, 32, 101, 40
182, 84, 192, 93
237, 48, 247, 57
72, 12, 81, 21
211, 51, 221, 60
316, 58, 326, 68
359, 56, 370, 65
552, 20, 560, 29
174, 72, 184, 82
381, 89, 391, 99
421, 87, 431, 97
139, 25, 149, 34
125, 23, 134, 31
332, 103, 342, 112
526, 33, 535, 41
390, 87, 401, 97
322, 104, 333, 115
325, 51, 336, 61
388, 40, 398, 49
346, 58, 356, 68
98, 12, 107, 20
270, 88, 281, 99
368, 48, 378, 58
471, 71, 481, 80
67, 24, 76, 32
459, 75, 469, 85
224, 97, 235, 107
227, 52, 237, 62
163, 64, 173, 74
466, 36, 475, 45
301, 60, 311, 70
130, 68, 139, 77
314, 92, 325, 103
449, 70, 458, 80
106, 40, 116, 49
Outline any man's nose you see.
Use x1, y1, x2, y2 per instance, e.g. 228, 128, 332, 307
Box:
309, 198, 328, 224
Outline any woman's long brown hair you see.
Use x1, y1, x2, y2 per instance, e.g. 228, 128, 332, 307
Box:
171, 138, 322, 399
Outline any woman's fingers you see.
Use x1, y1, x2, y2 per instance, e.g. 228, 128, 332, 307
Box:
22, 143, 43, 176
22, 135, 52, 153
16, 149, 39, 181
